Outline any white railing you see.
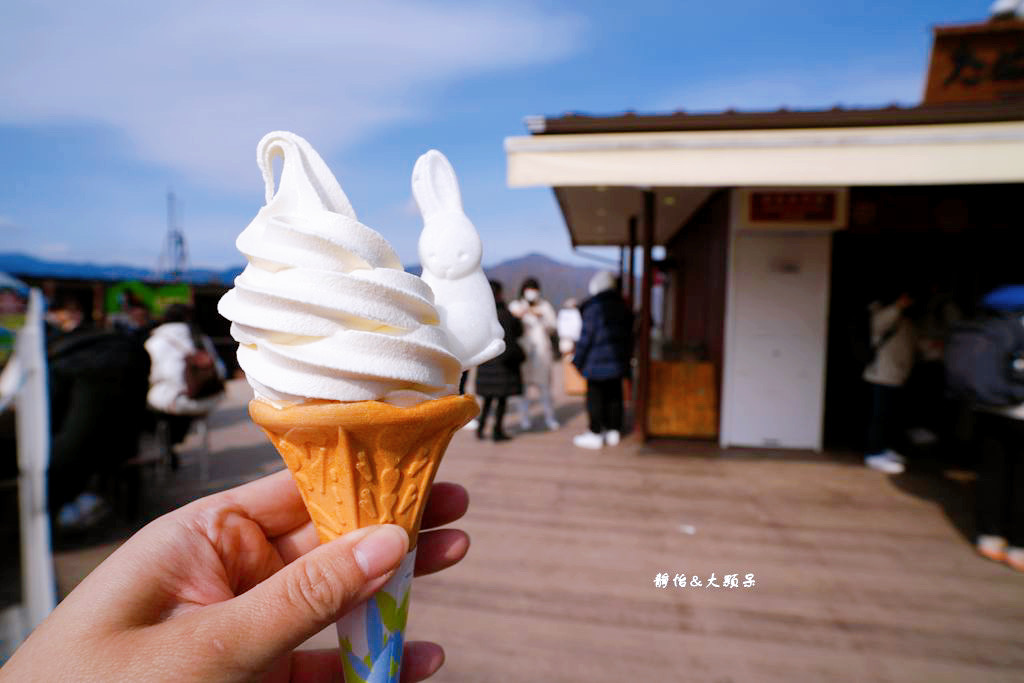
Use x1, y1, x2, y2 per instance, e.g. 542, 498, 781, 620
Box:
0, 288, 56, 661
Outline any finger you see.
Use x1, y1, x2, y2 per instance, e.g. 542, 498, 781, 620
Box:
401, 641, 445, 683
172, 524, 408, 678
414, 528, 470, 577
272, 520, 319, 565
272, 481, 469, 565
419, 482, 469, 530
202, 469, 310, 538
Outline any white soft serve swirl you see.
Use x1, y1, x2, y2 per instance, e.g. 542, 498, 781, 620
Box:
217, 131, 461, 407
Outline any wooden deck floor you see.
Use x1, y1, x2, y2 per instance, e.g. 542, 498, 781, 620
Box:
53, 378, 1024, 682
406, 416, 1024, 682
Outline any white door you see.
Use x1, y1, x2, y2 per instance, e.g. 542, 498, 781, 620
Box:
722, 232, 832, 450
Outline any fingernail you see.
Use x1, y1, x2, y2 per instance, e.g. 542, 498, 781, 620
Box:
352, 525, 408, 579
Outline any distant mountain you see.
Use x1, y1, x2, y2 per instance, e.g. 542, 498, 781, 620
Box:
484, 252, 600, 308
406, 252, 602, 308
0, 252, 243, 285
0, 251, 605, 306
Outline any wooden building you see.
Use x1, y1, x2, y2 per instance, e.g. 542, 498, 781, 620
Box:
505, 18, 1024, 449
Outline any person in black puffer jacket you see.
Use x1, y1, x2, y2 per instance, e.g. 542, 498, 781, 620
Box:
47, 312, 151, 523
573, 271, 632, 449
474, 281, 524, 442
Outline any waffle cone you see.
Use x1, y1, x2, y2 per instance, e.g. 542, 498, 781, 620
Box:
250, 394, 478, 549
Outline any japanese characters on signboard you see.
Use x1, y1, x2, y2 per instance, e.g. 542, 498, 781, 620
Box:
924, 21, 1024, 105
737, 188, 849, 231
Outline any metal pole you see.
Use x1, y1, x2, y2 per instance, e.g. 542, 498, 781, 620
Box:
636, 193, 655, 442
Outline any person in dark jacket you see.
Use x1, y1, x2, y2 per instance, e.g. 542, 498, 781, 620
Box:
474, 281, 524, 442
573, 271, 632, 449
47, 308, 151, 527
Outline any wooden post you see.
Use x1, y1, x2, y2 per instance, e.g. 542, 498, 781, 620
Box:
92, 282, 105, 325
618, 246, 626, 294
627, 216, 637, 312
636, 193, 655, 443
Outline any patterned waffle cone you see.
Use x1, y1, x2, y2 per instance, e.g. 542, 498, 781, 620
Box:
249, 394, 478, 549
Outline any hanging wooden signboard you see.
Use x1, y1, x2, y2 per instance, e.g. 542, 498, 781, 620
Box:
924, 20, 1024, 105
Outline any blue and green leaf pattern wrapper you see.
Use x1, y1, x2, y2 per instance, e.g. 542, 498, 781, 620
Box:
337, 548, 416, 683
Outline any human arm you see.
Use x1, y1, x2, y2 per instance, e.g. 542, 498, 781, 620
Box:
537, 301, 557, 334
1, 469, 470, 682
506, 299, 526, 319
573, 303, 596, 372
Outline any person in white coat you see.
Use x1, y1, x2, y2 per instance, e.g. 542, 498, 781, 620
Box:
145, 304, 226, 456
862, 293, 916, 474
508, 277, 559, 431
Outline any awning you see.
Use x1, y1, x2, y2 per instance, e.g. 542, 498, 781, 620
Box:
505, 120, 1024, 188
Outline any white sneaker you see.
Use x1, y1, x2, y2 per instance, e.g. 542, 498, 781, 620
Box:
882, 449, 907, 464
976, 534, 1008, 562
545, 419, 560, 431
604, 430, 621, 446
865, 453, 905, 474
573, 431, 604, 450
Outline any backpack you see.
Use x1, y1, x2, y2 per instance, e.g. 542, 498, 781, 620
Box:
944, 312, 1024, 406
184, 331, 225, 400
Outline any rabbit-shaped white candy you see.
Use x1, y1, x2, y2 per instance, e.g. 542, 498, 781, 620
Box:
413, 150, 504, 370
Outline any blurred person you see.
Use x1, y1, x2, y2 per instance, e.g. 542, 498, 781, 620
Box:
144, 303, 226, 465
0, 283, 28, 481
474, 281, 524, 442
508, 277, 559, 431
108, 294, 153, 338
46, 298, 151, 529
906, 282, 962, 449
973, 405, 1024, 572
45, 295, 85, 334
952, 286, 1024, 571
556, 298, 582, 357
1, 469, 469, 681
573, 271, 631, 449
863, 291, 917, 474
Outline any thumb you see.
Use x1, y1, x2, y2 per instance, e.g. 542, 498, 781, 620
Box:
183, 524, 409, 677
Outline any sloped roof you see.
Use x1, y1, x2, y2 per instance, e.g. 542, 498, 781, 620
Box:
527, 100, 1024, 135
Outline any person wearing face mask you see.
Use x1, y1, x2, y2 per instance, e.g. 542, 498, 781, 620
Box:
508, 277, 559, 432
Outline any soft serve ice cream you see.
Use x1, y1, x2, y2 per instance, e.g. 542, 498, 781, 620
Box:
218, 131, 497, 407
224, 131, 501, 683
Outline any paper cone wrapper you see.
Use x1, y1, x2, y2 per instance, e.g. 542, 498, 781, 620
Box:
336, 547, 416, 683
249, 394, 478, 548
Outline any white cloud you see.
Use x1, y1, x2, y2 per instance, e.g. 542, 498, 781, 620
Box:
0, 1, 584, 189
647, 59, 925, 113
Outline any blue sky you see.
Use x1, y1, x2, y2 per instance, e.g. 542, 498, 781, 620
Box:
0, 1, 987, 271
